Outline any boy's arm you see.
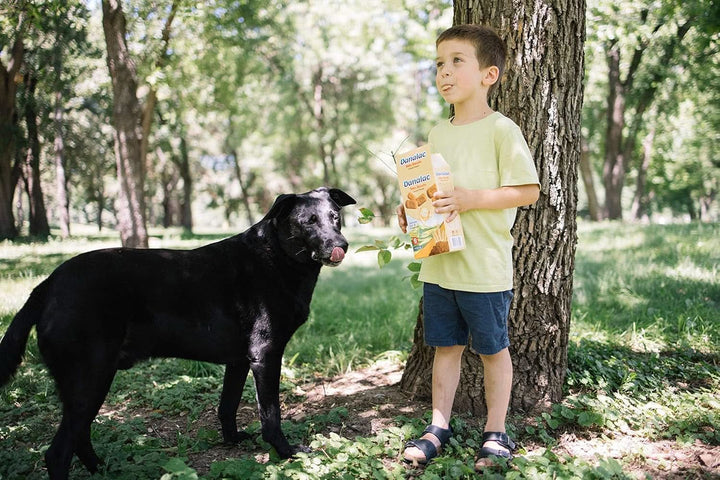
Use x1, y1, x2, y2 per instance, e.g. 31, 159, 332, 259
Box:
433, 184, 540, 222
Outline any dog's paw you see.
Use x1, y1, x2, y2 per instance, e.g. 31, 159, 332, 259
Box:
291, 444, 312, 455
223, 430, 253, 444
275, 444, 312, 458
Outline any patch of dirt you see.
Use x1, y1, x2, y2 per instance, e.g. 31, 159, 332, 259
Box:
142, 359, 720, 478
554, 433, 720, 479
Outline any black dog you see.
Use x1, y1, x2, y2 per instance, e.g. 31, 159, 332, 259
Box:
0, 187, 355, 480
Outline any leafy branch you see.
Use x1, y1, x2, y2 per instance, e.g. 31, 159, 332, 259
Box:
355, 208, 422, 288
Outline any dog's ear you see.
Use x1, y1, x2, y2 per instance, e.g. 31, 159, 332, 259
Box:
264, 193, 297, 220
328, 188, 356, 208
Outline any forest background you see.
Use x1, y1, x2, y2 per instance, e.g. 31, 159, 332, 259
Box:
0, 0, 718, 239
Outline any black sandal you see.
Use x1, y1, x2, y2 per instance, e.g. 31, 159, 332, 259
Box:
476, 431, 517, 464
403, 424, 453, 466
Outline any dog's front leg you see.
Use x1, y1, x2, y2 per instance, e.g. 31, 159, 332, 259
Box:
251, 354, 310, 458
219, 361, 252, 443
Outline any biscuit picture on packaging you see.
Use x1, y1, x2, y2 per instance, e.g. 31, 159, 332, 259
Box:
426, 184, 437, 199
405, 192, 427, 211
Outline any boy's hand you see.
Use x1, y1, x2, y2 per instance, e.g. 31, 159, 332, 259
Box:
432, 187, 470, 222
396, 204, 408, 233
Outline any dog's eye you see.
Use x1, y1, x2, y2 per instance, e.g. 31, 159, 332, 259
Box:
308, 214, 318, 224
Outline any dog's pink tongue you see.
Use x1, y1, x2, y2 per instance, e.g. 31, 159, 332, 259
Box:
330, 247, 345, 263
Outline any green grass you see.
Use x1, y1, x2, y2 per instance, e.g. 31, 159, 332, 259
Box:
571, 222, 719, 351
1, 222, 718, 479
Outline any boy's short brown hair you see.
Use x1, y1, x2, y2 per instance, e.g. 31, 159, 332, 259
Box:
437, 24, 507, 95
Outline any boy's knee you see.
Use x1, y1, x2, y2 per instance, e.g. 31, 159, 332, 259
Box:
435, 345, 466, 355
478, 347, 511, 363
433, 345, 466, 363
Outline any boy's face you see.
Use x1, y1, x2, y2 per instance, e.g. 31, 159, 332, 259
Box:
435, 39, 491, 107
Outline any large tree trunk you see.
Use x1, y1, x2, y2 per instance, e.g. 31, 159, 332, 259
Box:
0, 36, 24, 240
400, 0, 584, 416
102, 0, 148, 248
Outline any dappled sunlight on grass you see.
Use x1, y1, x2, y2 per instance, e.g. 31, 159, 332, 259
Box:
0, 277, 37, 321
666, 256, 719, 283
571, 221, 719, 353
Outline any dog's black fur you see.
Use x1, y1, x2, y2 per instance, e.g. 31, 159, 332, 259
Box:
0, 187, 355, 480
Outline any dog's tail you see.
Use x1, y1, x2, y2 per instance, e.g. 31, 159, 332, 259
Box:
0, 283, 46, 387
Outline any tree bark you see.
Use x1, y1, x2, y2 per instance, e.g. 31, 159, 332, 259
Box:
102, 0, 148, 248
400, 0, 584, 416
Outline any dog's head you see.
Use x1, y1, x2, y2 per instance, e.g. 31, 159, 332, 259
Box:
264, 187, 356, 267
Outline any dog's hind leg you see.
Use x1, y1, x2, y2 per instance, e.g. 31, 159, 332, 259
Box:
45, 413, 75, 480
219, 360, 252, 443
45, 360, 117, 479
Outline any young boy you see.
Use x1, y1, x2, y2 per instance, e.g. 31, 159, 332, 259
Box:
397, 24, 540, 469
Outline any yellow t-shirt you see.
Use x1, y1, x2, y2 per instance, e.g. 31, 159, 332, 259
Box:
418, 112, 540, 293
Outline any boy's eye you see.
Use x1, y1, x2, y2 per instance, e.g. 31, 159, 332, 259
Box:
436, 62, 444, 69
454, 57, 462, 63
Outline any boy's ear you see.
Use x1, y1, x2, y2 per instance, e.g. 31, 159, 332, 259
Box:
482, 66, 500, 86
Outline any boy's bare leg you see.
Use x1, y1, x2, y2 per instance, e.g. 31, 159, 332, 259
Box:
476, 347, 513, 465
403, 345, 465, 462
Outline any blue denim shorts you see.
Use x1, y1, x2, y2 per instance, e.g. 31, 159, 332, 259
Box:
423, 283, 513, 355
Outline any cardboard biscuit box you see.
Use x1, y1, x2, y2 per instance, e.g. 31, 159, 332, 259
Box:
395, 144, 465, 259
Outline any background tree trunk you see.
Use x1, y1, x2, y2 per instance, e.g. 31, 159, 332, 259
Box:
602, 41, 626, 220
139, 1, 178, 175
102, 0, 148, 248
579, 137, 603, 221
21, 71, 50, 239
631, 127, 654, 221
52, 24, 71, 238
176, 136, 193, 233
601, 15, 691, 221
0, 35, 24, 241
54, 89, 70, 238
400, 0, 584, 416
